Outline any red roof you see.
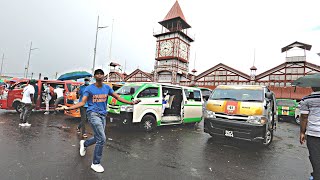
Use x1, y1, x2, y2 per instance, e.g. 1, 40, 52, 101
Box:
163, 1, 187, 22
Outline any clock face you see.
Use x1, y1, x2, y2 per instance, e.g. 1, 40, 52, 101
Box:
160, 41, 173, 56
179, 42, 188, 60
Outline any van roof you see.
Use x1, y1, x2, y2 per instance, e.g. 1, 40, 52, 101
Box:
216, 85, 265, 90
123, 82, 201, 90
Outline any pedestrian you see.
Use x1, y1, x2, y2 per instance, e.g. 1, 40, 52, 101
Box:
43, 83, 51, 115
76, 77, 91, 138
19, 79, 36, 127
56, 69, 140, 173
53, 85, 65, 114
299, 86, 320, 180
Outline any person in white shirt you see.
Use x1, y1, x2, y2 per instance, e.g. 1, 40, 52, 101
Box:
19, 79, 36, 127
42, 83, 52, 115
53, 85, 65, 114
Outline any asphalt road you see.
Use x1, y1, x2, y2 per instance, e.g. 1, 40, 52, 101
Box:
0, 110, 312, 180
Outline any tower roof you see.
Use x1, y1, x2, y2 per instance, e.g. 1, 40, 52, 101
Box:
281, 41, 312, 53
250, 66, 257, 71
159, 1, 191, 29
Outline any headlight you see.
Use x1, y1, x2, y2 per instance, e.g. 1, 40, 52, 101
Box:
204, 110, 216, 118
120, 105, 133, 112
247, 116, 267, 125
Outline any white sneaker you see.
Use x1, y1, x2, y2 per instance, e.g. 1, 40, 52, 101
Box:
79, 140, 86, 156
91, 163, 104, 173
24, 122, 31, 127
19, 123, 26, 127
44, 112, 49, 115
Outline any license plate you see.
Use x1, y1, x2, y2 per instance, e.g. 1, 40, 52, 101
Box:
225, 130, 233, 137
110, 117, 113, 122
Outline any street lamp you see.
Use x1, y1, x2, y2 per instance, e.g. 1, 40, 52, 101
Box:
25, 41, 38, 78
92, 15, 108, 75
0, 53, 4, 78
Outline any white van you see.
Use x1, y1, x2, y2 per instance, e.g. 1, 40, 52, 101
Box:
107, 83, 203, 131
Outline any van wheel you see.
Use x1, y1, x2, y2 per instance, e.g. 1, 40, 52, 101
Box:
14, 102, 23, 113
295, 116, 300, 125
141, 115, 156, 132
262, 129, 273, 146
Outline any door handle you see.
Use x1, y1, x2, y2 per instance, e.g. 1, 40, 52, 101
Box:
155, 100, 159, 102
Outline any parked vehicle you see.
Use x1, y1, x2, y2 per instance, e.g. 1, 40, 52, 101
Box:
64, 82, 123, 118
0, 79, 81, 112
198, 87, 212, 101
107, 82, 203, 131
204, 85, 277, 146
276, 99, 299, 124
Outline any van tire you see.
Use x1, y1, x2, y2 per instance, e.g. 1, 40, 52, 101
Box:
141, 115, 156, 132
13, 101, 23, 113
262, 128, 273, 146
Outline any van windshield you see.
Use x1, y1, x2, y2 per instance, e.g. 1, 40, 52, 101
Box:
116, 86, 141, 95
277, 100, 295, 107
210, 89, 264, 102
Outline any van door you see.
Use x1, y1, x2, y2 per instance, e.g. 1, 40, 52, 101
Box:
183, 89, 203, 123
132, 85, 161, 123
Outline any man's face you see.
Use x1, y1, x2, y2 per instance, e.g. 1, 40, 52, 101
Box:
94, 72, 104, 81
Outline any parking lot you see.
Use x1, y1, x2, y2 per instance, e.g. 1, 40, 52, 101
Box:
0, 110, 312, 180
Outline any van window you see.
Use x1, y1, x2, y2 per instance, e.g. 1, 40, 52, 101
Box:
193, 90, 202, 102
116, 86, 141, 95
137, 87, 159, 98
184, 89, 201, 102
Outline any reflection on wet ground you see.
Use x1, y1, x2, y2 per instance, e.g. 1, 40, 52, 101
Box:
0, 110, 312, 180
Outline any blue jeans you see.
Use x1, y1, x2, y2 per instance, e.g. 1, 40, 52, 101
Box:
84, 112, 106, 164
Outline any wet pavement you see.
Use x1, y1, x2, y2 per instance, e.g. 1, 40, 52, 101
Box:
0, 110, 312, 180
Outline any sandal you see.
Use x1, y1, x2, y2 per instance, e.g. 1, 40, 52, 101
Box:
76, 128, 81, 134
82, 134, 88, 138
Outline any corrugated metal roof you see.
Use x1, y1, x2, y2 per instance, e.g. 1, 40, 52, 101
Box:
163, 1, 187, 22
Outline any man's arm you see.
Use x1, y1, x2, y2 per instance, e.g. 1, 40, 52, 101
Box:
56, 96, 87, 110
30, 93, 35, 105
111, 92, 140, 105
300, 114, 308, 144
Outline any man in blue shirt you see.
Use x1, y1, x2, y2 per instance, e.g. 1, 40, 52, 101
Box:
76, 77, 90, 138
57, 69, 140, 173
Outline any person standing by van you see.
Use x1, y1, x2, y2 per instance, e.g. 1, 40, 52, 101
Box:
19, 79, 36, 127
43, 83, 51, 115
76, 77, 90, 138
300, 86, 320, 180
53, 85, 65, 115
56, 69, 140, 173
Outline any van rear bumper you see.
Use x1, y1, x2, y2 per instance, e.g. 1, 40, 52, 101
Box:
107, 112, 133, 125
204, 118, 266, 142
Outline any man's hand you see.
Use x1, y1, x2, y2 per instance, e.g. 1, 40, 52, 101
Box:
132, 99, 141, 105
300, 132, 306, 145
56, 105, 68, 111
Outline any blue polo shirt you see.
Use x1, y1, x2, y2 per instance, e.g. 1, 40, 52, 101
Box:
83, 84, 114, 115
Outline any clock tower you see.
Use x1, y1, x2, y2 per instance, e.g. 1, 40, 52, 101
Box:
153, 1, 194, 84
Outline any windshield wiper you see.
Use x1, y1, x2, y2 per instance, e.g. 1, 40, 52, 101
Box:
243, 99, 262, 102
212, 97, 237, 101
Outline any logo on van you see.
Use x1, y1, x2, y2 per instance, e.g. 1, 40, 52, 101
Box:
224, 101, 238, 114
111, 97, 117, 105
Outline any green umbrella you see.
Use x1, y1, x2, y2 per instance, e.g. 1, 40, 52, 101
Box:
292, 73, 320, 87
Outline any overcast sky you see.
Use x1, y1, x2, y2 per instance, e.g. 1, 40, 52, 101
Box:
1, 0, 320, 79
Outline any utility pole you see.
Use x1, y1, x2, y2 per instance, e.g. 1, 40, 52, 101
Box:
0, 53, 4, 78
92, 15, 108, 75
107, 18, 114, 82
25, 41, 38, 78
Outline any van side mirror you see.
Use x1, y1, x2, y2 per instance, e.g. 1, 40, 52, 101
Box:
265, 92, 273, 99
